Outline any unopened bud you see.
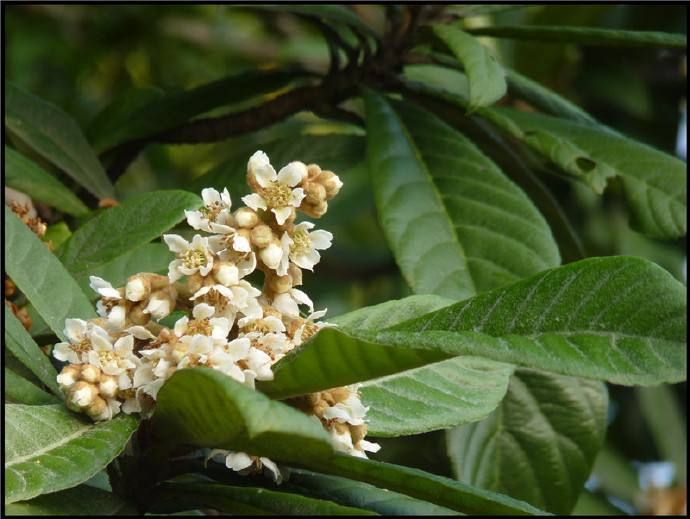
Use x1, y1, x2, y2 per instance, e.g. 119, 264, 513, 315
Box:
234, 207, 259, 228
270, 274, 292, 294
144, 291, 172, 320
80, 364, 101, 384
68, 381, 98, 409
304, 182, 327, 204
214, 261, 239, 286
99, 375, 119, 399
260, 242, 283, 269
351, 423, 368, 444
333, 421, 349, 434
288, 264, 303, 286
329, 387, 350, 403
306, 164, 322, 179
128, 303, 150, 325
251, 224, 273, 249
318, 171, 343, 198
57, 365, 81, 391
85, 396, 109, 421
313, 400, 329, 418
187, 273, 204, 295
126, 275, 150, 302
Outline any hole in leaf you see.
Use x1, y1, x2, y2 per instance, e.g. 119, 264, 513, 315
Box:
576, 156, 597, 172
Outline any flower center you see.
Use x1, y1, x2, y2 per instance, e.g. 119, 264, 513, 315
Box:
181, 248, 208, 269
119, 388, 136, 400
290, 229, 311, 255
200, 201, 223, 222
70, 338, 92, 353
186, 318, 213, 336
98, 349, 121, 365
199, 288, 229, 311
300, 322, 320, 342
262, 182, 292, 208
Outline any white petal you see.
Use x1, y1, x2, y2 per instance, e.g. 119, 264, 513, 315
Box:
185, 210, 209, 232
125, 278, 147, 301
323, 405, 352, 423
296, 221, 315, 231
272, 206, 293, 226
229, 337, 251, 359
291, 288, 314, 313
290, 187, 306, 207
53, 342, 78, 363
359, 439, 381, 453
309, 308, 328, 321
108, 305, 127, 330
163, 234, 189, 253
292, 251, 318, 271
215, 263, 239, 287
89, 276, 121, 299
167, 259, 184, 283
254, 163, 277, 188
241, 193, 267, 211
64, 318, 87, 342
260, 457, 282, 483
193, 303, 215, 320
232, 235, 251, 253
272, 293, 299, 317
114, 335, 134, 355
225, 452, 254, 472
201, 187, 221, 206
309, 229, 333, 250
208, 222, 234, 234
174, 316, 189, 337
260, 243, 283, 270
221, 188, 232, 206
277, 161, 307, 187
210, 317, 231, 340
263, 315, 286, 332
144, 298, 171, 320
190, 286, 211, 300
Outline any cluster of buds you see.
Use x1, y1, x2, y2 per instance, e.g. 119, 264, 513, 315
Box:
53, 150, 378, 483
5, 187, 48, 240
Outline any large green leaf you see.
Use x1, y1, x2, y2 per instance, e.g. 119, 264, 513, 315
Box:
4, 207, 96, 340
4, 484, 133, 516
90, 69, 302, 153
363, 91, 559, 298
331, 296, 514, 437
150, 480, 376, 516
465, 25, 686, 48
262, 256, 686, 398
5, 146, 90, 216
282, 468, 457, 515
58, 190, 200, 276
447, 369, 608, 514
4, 369, 59, 405
4, 307, 61, 396
431, 24, 507, 109
4, 81, 114, 199
4, 404, 138, 504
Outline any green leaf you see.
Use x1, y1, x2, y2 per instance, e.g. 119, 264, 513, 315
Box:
4, 484, 133, 516
4, 404, 138, 504
4, 146, 90, 216
307, 453, 546, 515
151, 481, 376, 516
4, 81, 114, 199
4, 307, 61, 396
245, 5, 376, 38
431, 25, 507, 109
58, 190, 200, 276
5, 369, 59, 405
447, 369, 608, 514
381, 256, 686, 386
332, 295, 514, 437
44, 222, 72, 250
465, 25, 687, 48
282, 468, 458, 515
363, 90, 559, 298
152, 368, 334, 464
5, 207, 96, 341
90, 70, 303, 153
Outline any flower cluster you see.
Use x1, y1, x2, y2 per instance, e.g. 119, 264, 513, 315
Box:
53, 151, 378, 481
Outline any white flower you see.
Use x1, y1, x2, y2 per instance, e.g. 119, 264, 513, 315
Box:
185, 188, 235, 234
272, 288, 313, 318
329, 428, 380, 458
191, 281, 262, 326
91, 398, 122, 422
242, 348, 274, 388
95, 301, 127, 331
53, 319, 111, 364
293, 309, 331, 345
322, 387, 368, 426
208, 337, 251, 383
164, 234, 215, 282
242, 151, 307, 225
278, 222, 332, 276
89, 276, 121, 299
208, 235, 256, 278
211, 449, 282, 483
174, 303, 232, 342
86, 333, 138, 383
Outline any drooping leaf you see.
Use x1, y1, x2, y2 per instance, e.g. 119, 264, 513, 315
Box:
4, 484, 133, 516
152, 368, 334, 464
58, 190, 200, 276
90, 70, 303, 153
4, 369, 58, 405
363, 91, 559, 298
465, 25, 687, 48
431, 24, 507, 110
4, 81, 115, 199
282, 468, 458, 515
150, 481, 376, 516
5, 146, 90, 216
4, 207, 96, 341
261, 256, 686, 398
447, 369, 608, 514
4, 307, 61, 396
332, 295, 514, 437
4, 404, 138, 504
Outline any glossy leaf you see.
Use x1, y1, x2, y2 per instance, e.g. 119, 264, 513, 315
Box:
151, 481, 376, 516
432, 24, 507, 109
282, 468, 457, 515
58, 190, 200, 276
447, 369, 608, 514
466, 25, 687, 48
4, 307, 61, 396
4, 484, 132, 516
4, 81, 114, 199
4, 207, 96, 341
5, 369, 58, 405
152, 368, 334, 464
90, 70, 302, 152
4, 404, 138, 504
5, 146, 89, 216
363, 92, 559, 299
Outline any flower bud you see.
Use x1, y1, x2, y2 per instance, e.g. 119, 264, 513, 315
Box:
304, 182, 327, 205
288, 263, 303, 286
144, 291, 172, 320
306, 164, 322, 179
234, 207, 259, 228
214, 261, 239, 286
186, 273, 204, 295
251, 224, 273, 249
126, 275, 150, 302
68, 381, 98, 409
85, 396, 109, 421
80, 364, 101, 384
350, 423, 368, 444
318, 171, 343, 198
329, 387, 351, 403
57, 364, 81, 391
333, 421, 349, 434
313, 400, 329, 418
269, 274, 292, 294
99, 375, 119, 399
259, 242, 283, 270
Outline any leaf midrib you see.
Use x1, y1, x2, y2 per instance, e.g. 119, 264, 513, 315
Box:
5, 424, 92, 467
